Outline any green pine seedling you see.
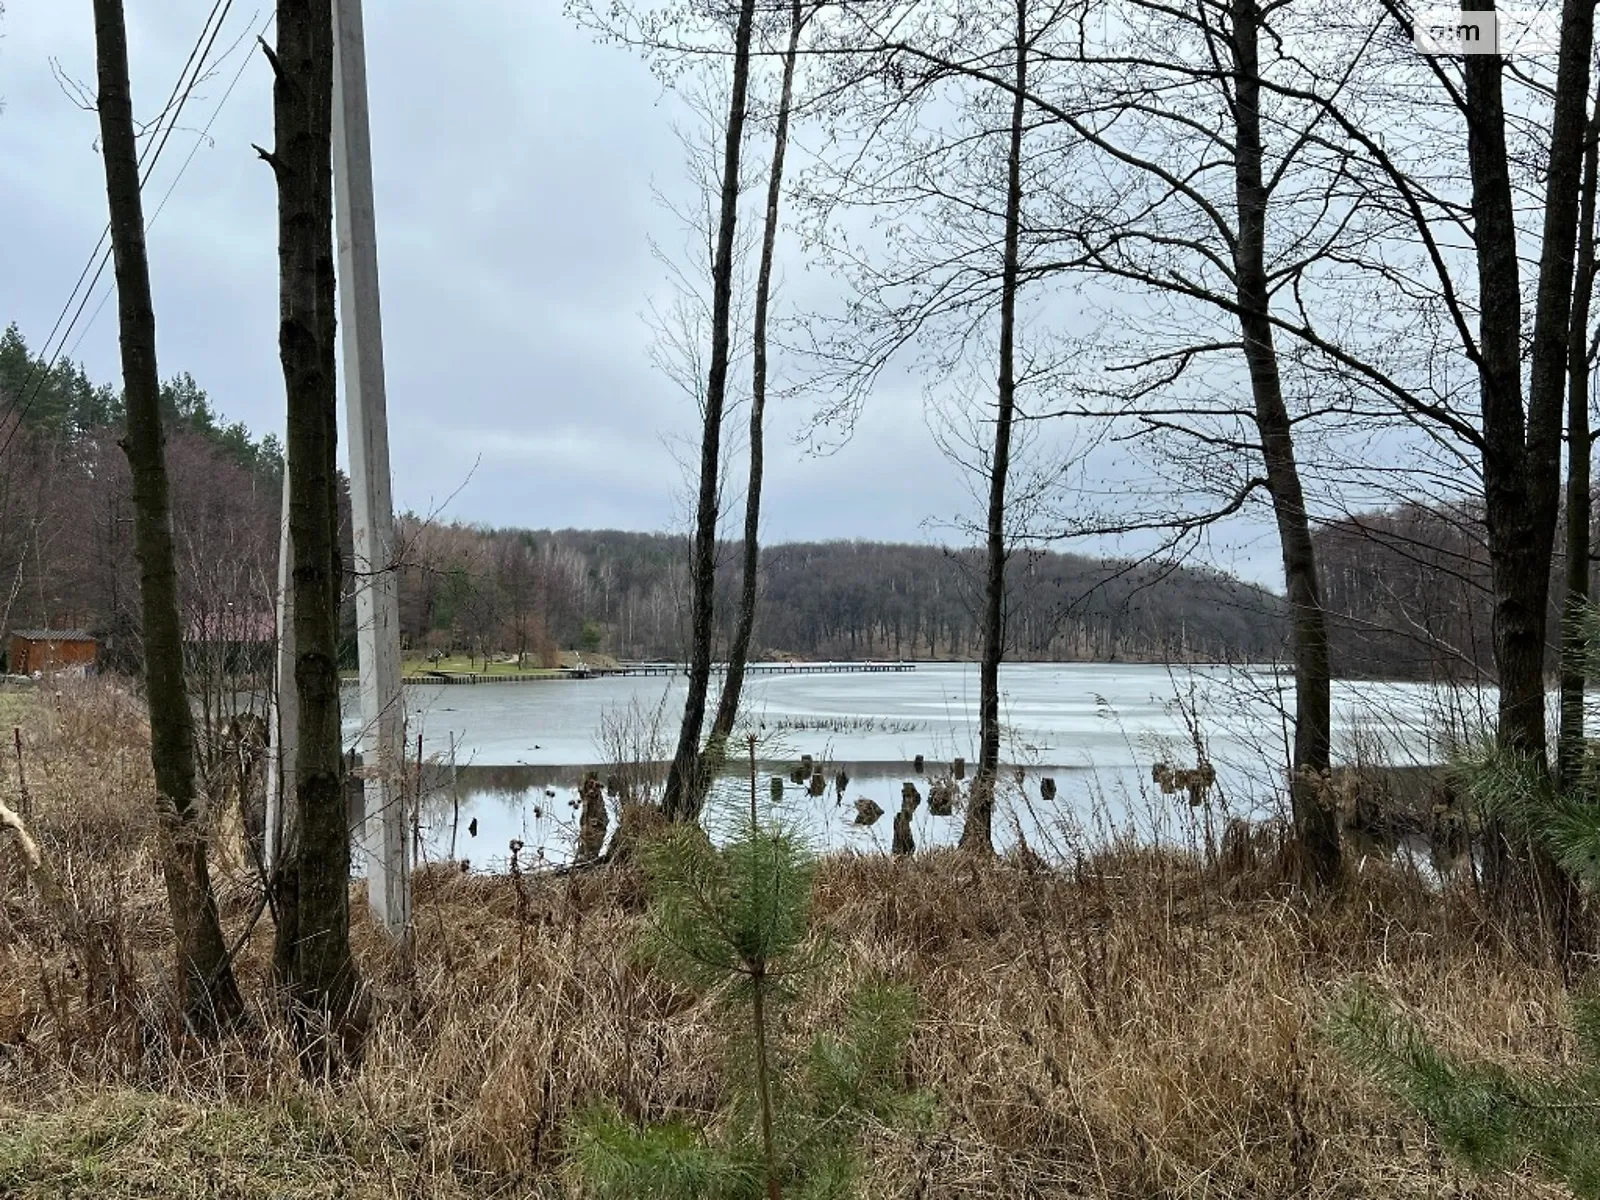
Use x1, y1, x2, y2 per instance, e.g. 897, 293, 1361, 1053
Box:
570, 737, 932, 1200
1331, 741, 1600, 1196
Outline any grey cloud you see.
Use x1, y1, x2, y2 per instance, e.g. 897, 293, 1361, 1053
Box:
0, 2, 1284, 584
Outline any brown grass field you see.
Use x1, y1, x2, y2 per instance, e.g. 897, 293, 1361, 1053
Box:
0, 680, 1577, 1198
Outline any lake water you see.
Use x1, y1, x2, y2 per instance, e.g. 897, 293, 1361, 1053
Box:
341, 662, 1505, 870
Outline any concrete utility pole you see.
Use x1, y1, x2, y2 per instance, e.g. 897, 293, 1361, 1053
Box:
333, 0, 410, 939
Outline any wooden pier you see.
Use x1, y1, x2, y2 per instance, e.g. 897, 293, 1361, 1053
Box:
404, 661, 918, 686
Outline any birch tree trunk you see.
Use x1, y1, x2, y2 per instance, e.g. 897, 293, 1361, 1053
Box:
1558, 110, 1599, 791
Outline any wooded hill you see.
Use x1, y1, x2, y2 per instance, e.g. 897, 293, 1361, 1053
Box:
1, 325, 1287, 670
397, 523, 1291, 665
1316, 499, 1597, 681
12, 320, 1561, 679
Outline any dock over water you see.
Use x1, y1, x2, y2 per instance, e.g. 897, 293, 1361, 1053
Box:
406, 661, 918, 686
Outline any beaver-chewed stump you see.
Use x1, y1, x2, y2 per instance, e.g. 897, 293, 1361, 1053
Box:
809, 771, 827, 798
576, 771, 609, 866
928, 777, 957, 817
892, 809, 915, 857
854, 796, 885, 826
901, 781, 922, 812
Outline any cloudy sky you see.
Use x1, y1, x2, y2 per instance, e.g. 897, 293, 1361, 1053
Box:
0, 2, 1286, 583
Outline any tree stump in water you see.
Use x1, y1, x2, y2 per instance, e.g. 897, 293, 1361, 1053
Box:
835, 769, 849, 800
770, 776, 784, 803
913, 754, 925, 774
892, 809, 915, 857
952, 757, 965, 780
854, 796, 884, 826
576, 771, 609, 866
809, 771, 827, 797
1040, 777, 1057, 802
928, 778, 956, 817
901, 781, 922, 812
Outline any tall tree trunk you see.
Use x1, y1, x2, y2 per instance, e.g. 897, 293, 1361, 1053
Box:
959, 0, 1027, 855
1231, 0, 1340, 888
265, 0, 361, 1043
662, 0, 759, 823
709, 0, 805, 752
1465, 0, 1592, 920
92, 0, 244, 1033
1559, 111, 1600, 791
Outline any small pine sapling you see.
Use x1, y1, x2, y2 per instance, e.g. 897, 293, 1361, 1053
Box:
570, 736, 932, 1199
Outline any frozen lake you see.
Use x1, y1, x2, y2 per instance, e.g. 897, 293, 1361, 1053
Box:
340, 662, 1503, 870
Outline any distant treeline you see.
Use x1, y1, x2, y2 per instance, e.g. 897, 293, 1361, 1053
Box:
23, 319, 1526, 678
396, 523, 1290, 665
0, 324, 289, 672
1315, 499, 1596, 680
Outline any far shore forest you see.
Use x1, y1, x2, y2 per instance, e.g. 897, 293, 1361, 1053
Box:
0, 326, 1545, 681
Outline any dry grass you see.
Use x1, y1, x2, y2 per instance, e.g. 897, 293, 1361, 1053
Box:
0, 681, 1578, 1198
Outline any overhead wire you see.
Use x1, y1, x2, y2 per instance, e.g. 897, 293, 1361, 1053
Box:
0, 0, 243, 462
67, 10, 277, 362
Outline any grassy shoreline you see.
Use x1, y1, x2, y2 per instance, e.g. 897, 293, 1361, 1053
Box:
0, 681, 1571, 1198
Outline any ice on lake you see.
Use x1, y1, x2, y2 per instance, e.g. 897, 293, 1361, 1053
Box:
340, 661, 1501, 872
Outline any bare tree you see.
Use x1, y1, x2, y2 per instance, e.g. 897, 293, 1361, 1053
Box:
259, 0, 362, 1045
709, 0, 810, 749
494, 532, 543, 667
1559, 106, 1600, 789
959, 0, 1029, 855
91, 0, 244, 1032
661, 0, 759, 822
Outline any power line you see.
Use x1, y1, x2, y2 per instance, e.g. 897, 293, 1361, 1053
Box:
67, 11, 277, 363
0, 0, 239, 460
16, 1, 228, 387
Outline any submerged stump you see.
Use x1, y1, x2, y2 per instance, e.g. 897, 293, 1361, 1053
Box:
576, 771, 609, 866
892, 809, 915, 857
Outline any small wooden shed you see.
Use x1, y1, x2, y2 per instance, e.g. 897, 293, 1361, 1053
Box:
7, 630, 98, 676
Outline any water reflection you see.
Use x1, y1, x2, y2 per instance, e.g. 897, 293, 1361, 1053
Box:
347, 757, 1239, 874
